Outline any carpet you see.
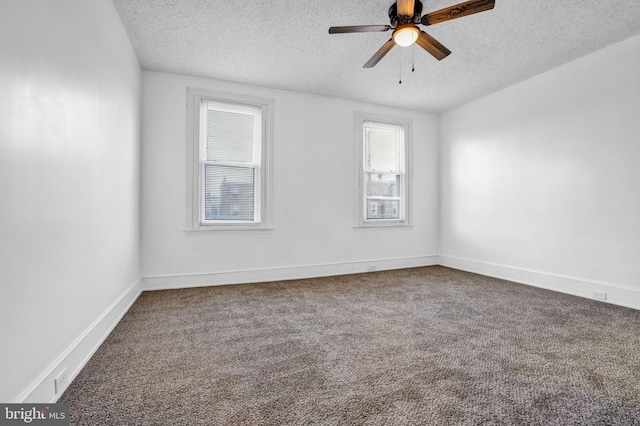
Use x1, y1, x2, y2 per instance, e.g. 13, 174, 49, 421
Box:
60, 266, 640, 425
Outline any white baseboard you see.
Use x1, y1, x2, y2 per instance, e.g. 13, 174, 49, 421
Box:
16, 278, 143, 403
438, 255, 640, 311
142, 255, 439, 291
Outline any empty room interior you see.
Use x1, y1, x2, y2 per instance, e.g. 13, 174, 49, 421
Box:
1, 0, 639, 424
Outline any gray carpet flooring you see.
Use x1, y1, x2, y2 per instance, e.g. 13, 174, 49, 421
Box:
60, 266, 640, 425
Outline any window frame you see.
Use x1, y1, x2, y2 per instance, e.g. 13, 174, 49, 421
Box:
354, 111, 412, 228
186, 88, 273, 233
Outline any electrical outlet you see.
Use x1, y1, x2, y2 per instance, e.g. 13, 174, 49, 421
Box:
54, 368, 68, 395
592, 291, 607, 301
368, 266, 377, 272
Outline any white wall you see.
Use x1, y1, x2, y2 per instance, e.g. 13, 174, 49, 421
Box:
0, 0, 141, 402
439, 35, 640, 308
141, 72, 439, 288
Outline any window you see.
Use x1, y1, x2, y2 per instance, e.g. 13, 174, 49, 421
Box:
354, 113, 411, 227
186, 89, 272, 232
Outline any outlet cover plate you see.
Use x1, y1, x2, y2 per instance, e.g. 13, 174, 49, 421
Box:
54, 368, 68, 395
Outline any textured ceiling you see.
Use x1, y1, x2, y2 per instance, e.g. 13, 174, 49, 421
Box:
113, 0, 640, 113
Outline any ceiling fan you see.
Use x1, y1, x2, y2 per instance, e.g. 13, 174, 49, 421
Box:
328, 0, 495, 68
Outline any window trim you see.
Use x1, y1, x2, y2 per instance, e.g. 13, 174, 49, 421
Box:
354, 111, 412, 228
186, 88, 273, 233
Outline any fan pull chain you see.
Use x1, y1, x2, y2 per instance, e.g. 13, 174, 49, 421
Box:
399, 47, 402, 84
412, 44, 415, 72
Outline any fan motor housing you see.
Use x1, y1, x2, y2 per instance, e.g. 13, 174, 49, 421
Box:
388, 0, 423, 26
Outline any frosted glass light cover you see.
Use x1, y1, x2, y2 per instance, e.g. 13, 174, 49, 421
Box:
393, 26, 419, 47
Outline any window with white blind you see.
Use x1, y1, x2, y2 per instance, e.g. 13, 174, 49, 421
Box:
186, 89, 272, 232
354, 113, 412, 227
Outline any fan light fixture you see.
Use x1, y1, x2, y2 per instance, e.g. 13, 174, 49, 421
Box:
393, 24, 419, 47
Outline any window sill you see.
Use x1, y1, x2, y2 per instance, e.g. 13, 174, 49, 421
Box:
184, 225, 274, 235
354, 222, 413, 229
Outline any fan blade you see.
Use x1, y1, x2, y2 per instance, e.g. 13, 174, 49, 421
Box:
329, 25, 391, 34
397, 0, 415, 17
363, 39, 396, 68
421, 0, 495, 26
415, 31, 451, 60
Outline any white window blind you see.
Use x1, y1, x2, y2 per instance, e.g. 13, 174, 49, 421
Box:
200, 100, 261, 224
363, 122, 404, 221
355, 115, 411, 227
